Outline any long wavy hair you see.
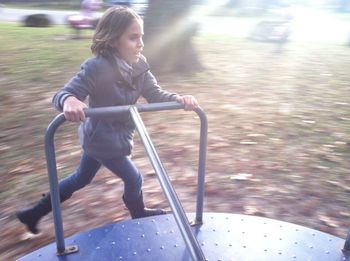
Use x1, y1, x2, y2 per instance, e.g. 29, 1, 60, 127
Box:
91, 6, 141, 58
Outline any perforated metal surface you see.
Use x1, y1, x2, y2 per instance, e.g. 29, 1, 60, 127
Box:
19, 213, 349, 261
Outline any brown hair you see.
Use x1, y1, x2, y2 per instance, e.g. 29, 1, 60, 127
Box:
91, 6, 141, 58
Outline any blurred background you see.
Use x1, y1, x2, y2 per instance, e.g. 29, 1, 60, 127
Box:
1, 0, 350, 260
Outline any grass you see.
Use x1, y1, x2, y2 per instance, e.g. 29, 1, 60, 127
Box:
1, 21, 350, 260
0, 23, 91, 198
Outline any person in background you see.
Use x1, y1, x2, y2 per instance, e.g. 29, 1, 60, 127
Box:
81, 0, 102, 17
16, 6, 198, 234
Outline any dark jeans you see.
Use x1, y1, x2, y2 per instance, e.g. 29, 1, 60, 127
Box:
59, 152, 143, 202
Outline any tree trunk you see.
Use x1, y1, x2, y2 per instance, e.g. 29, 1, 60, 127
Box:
143, 0, 202, 74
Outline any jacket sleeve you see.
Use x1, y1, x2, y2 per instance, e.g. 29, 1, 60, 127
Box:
52, 59, 97, 111
141, 71, 178, 103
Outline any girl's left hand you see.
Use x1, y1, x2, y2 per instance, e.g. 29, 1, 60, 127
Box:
176, 95, 199, 111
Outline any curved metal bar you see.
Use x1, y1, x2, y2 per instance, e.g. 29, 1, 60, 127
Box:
44, 102, 208, 258
130, 107, 206, 260
84, 102, 184, 118
44, 114, 67, 254
194, 107, 208, 224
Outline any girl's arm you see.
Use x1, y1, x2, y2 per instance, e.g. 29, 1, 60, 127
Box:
175, 95, 198, 111
141, 71, 177, 103
52, 59, 96, 111
62, 96, 87, 122
52, 59, 97, 122
141, 71, 198, 110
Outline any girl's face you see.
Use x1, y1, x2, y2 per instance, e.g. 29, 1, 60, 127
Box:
114, 19, 144, 65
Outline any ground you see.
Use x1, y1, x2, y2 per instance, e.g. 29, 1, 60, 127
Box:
0, 18, 349, 260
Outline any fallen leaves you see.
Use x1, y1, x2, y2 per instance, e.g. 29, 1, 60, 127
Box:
318, 214, 339, 228
244, 205, 266, 216
326, 180, 350, 192
9, 160, 34, 175
230, 173, 253, 181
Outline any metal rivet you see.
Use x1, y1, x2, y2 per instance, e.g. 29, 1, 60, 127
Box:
325, 251, 330, 254
278, 252, 282, 255
170, 230, 174, 233
279, 238, 282, 241
243, 246, 246, 248
293, 256, 297, 259
156, 232, 160, 235
229, 244, 233, 247
147, 248, 151, 252
312, 233, 315, 236
309, 245, 314, 249
38, 254, 42, 257
111, 241, 116, 245
141, 234, 145, 238
160, 246, 165, 249
264, 235, 267, 238
96, 246, 100, 250
151, 219, 155, 222
328, 238, 332, 242
133, 252, 137, 255
264, 249, 267, 252
201, 242, 205, 246
119, 256, 123, 259
227, 230, 231, 232
127, 238, 130, 241
295, 229, 299, 231
213, 229, 216, 232
174, 244, 179, 247
215, 243, 219, 246
122, 225, 125, 228
166, 217, 170, 220
294, 242, 298, 245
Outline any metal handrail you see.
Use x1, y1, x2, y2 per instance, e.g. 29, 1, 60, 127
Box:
44, 102, 208, 260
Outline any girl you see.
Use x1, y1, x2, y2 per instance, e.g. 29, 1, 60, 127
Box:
16, 6, 198, 234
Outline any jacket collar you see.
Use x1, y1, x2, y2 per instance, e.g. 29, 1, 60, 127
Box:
132, 55, 150, 78
110, 55, 150, 89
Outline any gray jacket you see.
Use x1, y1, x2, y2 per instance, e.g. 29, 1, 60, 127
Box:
53, 55, 177, 159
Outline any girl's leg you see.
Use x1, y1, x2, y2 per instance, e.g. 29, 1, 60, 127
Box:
59, 152, 101, 200
102, 156, 166, 218
101, 156, 142, 202
16, 152, 101, 234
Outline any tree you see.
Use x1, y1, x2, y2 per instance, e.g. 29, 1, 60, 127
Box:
143, 0, 202, 74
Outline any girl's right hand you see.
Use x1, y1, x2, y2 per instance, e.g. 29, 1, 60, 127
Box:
63, 96, 87, 122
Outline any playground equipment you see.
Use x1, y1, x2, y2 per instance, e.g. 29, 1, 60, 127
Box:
19, 102, 350, 260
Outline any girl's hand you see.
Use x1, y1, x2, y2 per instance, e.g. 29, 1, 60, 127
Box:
176, 95, 199, 111
63, 96, 87, 122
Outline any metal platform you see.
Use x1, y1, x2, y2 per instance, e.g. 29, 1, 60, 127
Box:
19, 213, 349, 261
